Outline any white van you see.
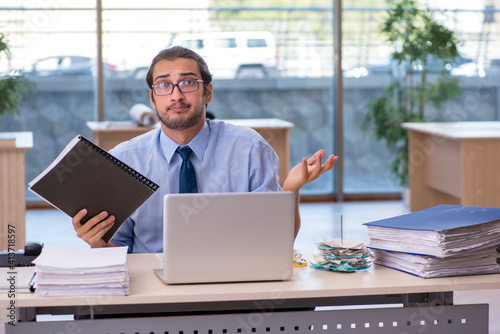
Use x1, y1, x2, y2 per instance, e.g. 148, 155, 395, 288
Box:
171, 31, 279, 79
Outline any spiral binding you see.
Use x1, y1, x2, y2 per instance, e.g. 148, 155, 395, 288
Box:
79, 135, 159, 191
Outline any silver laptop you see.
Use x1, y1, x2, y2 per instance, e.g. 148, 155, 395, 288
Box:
154, 191, 295, 284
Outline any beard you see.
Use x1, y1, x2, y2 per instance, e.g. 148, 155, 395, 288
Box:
157, 102, 205, 130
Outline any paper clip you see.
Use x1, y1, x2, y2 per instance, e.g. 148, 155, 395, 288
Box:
293, 252, 307, 267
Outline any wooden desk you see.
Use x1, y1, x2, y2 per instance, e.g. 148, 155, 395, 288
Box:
2, 253, 496, 333
402, 122, 500, 212
86, 121, 156, 151
87, 119, 294, 184
0, 132, 33, 251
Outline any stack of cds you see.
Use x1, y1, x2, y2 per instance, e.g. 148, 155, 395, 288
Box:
309, 238, 373, 272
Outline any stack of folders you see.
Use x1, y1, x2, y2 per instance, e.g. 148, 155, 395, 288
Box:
309, 238, 373, 272
363, 205, 500, 278
32, 245, 129, 296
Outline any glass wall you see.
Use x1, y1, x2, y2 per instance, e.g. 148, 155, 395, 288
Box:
99, 2, 336, 196
341, 1, 500, 194
1, 1, 500, 202
0, 3, 99, 203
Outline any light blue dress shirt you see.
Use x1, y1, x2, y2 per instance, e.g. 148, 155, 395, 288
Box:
109, 119, 281, 253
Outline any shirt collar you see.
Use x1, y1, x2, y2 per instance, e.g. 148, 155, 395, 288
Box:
160, 119, 210, 163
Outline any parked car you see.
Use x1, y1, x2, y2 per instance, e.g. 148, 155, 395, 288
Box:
23, 56, 117, 77
170, 31, 279, 79
344, 55, 474, 78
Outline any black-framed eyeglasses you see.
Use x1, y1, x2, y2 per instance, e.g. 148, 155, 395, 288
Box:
152, 79, 204, 96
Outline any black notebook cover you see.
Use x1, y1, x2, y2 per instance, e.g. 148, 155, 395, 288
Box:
29, 135, 159, 242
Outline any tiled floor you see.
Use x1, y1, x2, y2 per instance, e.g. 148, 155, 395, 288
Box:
25, 200, 500, 333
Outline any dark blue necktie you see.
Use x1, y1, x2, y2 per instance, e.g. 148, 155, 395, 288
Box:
176, 146, 198, 193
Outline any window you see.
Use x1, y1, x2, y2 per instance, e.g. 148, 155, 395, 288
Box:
214, 38, 236, 48
1, 1, 496, 202
247, 38, 267, 48
180, 39, 204, 50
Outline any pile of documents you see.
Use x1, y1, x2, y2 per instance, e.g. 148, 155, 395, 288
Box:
371, 247, 500, 278
364, 205, 500, 278
32, 245, 129, 296
309, 238, 373, 272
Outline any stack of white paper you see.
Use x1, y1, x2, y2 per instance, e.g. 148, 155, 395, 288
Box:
32, 245, 129, 296
309, 238, 373, 273
372, 246, 500, 278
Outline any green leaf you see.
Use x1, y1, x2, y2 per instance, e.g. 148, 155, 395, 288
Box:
364, 0, 463, 186
0, 33, 35, 119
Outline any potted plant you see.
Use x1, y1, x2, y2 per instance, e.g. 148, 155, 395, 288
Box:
363, 0, 462, 186
0, 33, 32, 121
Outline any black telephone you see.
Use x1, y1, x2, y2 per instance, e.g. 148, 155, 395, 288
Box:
0, 241, 44, 267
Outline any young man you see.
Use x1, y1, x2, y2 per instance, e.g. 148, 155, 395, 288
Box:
72, 46, 338, 253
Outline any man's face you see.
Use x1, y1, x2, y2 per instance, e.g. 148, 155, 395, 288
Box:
150, 58, 213, 131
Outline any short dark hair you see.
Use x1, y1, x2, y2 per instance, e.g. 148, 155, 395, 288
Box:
146, 46, 212, 95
